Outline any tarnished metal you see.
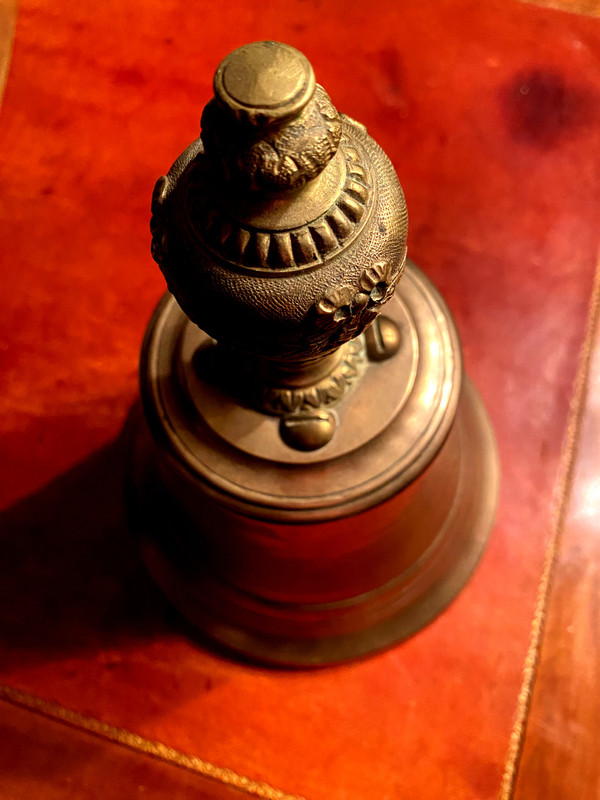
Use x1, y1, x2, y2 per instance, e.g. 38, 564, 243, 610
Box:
134, 41, 500, 665
150, 41, 408, 447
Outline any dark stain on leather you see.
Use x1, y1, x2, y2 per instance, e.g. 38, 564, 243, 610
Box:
501, 68, 596, 148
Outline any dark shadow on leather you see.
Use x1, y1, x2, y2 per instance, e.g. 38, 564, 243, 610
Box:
0, 408, 183, 671
0, 404, 315, 676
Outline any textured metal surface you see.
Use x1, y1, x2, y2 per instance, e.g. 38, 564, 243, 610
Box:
139, 262, 459, 517
150, 43, 408, 387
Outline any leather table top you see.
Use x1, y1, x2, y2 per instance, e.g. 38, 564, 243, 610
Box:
1, 1, 599, 798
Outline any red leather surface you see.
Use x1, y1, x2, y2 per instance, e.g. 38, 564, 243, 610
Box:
1, 1, 600, 798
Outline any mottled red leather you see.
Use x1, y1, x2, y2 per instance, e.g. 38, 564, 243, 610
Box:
1, 1, 600, 798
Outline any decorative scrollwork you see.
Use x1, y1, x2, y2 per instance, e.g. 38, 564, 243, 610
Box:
260, 339, 365, 415
186, 140, 372, 273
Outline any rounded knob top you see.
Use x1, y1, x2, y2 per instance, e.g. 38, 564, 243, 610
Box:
214, 41, 315, 126
201, 41, 341, 194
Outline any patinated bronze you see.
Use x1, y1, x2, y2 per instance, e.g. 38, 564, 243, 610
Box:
133, 41, 500, 665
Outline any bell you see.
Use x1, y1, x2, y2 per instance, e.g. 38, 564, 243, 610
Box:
130, 41, 500, 666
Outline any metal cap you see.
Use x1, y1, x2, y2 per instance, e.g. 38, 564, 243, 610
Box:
213, 41, 316, 126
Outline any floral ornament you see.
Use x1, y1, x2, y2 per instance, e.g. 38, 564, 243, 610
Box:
315, 260, 401, 337
357, 259, 399, 304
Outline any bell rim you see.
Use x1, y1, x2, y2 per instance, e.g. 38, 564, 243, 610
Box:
128, 376, 499, 666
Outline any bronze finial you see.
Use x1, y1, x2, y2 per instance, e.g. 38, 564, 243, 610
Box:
150, 41, 408, 449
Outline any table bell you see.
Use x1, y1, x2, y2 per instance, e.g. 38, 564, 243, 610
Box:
130, 41, 500, 666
